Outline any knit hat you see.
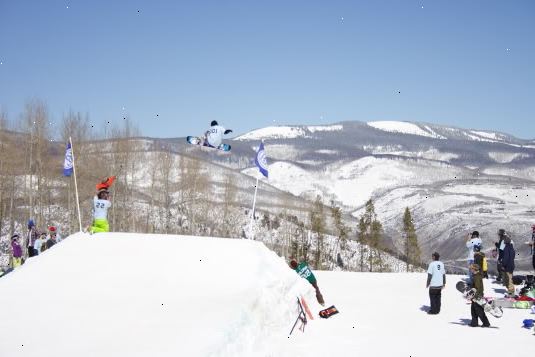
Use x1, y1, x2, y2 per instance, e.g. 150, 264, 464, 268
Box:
471, 231, 480, 238
48, 226, 56, 232
211, 120, 218, 126
289, 259, 298, 269
28, 219, 35, 229
432, 252, 440, 260
498, 228, 506, 236
522, 319, 534, 329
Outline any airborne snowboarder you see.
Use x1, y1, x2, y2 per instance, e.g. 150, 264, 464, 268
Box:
187, 121, 233, 151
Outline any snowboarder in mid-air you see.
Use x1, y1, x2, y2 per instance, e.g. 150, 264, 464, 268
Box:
187, 121, 233, 151
289, 258, 325, 306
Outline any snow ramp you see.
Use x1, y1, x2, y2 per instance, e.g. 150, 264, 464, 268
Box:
0, 232, 317, 357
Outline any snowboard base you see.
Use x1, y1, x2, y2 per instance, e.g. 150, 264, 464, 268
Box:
319, 305, 339, 319
186, 136, 231, 152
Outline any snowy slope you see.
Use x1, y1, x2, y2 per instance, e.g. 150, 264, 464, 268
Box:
0, 233, 316, 357
367, 121, 446, 139
1, 233, 534, 357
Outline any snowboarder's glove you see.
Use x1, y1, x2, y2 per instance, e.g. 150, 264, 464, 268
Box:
224, 129, 233, 135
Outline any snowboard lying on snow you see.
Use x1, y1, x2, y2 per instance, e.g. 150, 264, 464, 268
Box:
319, 305, 339, 319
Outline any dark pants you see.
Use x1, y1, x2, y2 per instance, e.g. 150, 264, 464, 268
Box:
429, 287, 442, 314
471, 302, 490, 327
532, 254, 535, 271
496, 261, 503, 282
27, 247, 36, 257
311, 281, 325, 306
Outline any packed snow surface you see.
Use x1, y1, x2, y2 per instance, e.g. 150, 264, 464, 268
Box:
1, 232, 534, 357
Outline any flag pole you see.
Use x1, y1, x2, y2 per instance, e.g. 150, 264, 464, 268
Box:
69, 137, 83, 232
248, 176, 260, 239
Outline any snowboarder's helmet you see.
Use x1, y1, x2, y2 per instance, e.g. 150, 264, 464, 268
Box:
471, 231, 479, 238
289, 259, 298, 269
211, 120, 218, 126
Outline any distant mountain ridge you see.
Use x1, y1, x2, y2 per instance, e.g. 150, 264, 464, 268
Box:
190, 120, 535, 271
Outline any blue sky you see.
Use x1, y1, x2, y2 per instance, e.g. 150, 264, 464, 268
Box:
0, 0, 534, 139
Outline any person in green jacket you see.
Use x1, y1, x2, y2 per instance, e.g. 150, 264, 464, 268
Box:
289, 258, 325, 306
469, 263, 491, 327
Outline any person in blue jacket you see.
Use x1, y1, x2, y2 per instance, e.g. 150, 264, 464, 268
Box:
502, 235, 516, 296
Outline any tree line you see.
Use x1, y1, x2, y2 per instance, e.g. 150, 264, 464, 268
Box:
1, 100, 422, 272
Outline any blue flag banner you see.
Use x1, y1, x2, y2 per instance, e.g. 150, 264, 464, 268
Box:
63, 141, 73, 176
254, 142, 269, 178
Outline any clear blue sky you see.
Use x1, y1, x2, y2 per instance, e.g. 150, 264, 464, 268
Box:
1, 0, 534, 139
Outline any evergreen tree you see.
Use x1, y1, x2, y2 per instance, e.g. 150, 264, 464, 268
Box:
357, 199, 385, 272
403, 207, 421, 272
310, 195, 325, 269
331, 201, 350, 269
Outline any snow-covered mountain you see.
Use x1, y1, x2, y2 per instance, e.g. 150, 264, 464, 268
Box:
181, 120, 535, 270
1, 232, 533, 357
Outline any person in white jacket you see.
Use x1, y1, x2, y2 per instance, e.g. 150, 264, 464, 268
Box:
204, 120, 233, 148
33, 233, 47, 255
466, 231, 482, 285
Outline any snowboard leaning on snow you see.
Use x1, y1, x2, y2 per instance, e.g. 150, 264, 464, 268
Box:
455, 281, 503, 318
186, 136, 231, 152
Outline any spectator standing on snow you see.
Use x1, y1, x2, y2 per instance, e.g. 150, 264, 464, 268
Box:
11, 234, 23, 268
27, 219, 40, 258
502, 235, 516, 296
426, 252, 446, 315
46, 226, 57, 249
494, 228, 507, 282
469, 263, 491, 327
33, 233, 47, 255
466, 231, 482, 285
91, 188, 112, 233
289, 258, 325, 306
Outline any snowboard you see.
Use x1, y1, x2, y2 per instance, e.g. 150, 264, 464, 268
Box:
455, 281, 503, 318
186, 136, 231, 152
319, 305, 339, 319
96, 176, 116, 191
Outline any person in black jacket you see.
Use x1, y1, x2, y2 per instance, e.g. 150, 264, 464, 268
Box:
502, 235, 516, 296
494, 228, 506, 282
